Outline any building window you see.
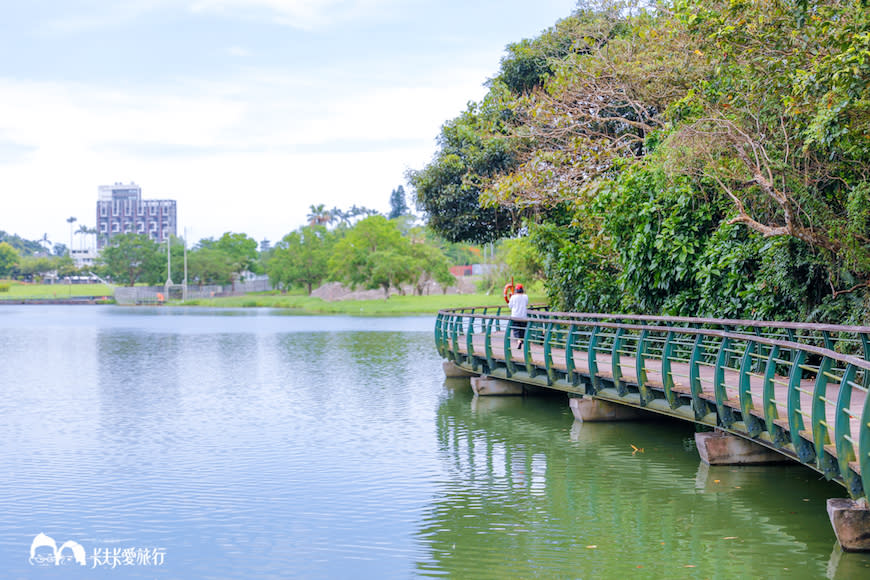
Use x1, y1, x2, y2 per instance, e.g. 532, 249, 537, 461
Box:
100, 204, 107, 217
150, 205, 157, 215
112, 203, 118, 216
150, 221, 157, 231
137, 222, 145, 233
111, 223, 119, 232
138, 204, 144, 216
100, 223, 107, 232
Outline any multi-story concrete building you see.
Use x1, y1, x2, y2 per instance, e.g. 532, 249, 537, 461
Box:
96, 182, 177, 249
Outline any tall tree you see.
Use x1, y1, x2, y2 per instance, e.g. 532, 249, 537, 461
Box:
388, 185, 409, 219
307, 204, 331, 226
213, 232, 260, 288
187, 246, 235, 286
0, 242, 20, 278
96, 233, 162, 286
329, 216, 415, 297
268, 225, 333, 294
66, 216, 77, 256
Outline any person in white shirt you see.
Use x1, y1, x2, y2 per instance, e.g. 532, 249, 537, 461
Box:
508, 284, 529, 350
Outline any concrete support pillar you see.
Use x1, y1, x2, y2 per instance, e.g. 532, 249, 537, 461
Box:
470, 376, 524, 396
828, 498, 870, 552
442, 361, 477, 378
569, 396, 646, 422
695, 431, 788, 465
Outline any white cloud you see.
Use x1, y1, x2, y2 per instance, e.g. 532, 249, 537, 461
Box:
0, 58, 486, 245
227, 46, 253, 57
189, 0, 402, 29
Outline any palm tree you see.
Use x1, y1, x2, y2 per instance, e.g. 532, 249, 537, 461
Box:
66, 216, 77, 256
306, 204, 331, 226
75, 224, 96, 251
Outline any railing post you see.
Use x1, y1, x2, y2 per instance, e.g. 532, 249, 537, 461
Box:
714, 336, 735, 428
834, 364, 862, 498
504, 319, 516, 378
612, 327, 625, 395
636, 326, 651, 406
762, 345, 787, 448
811, 356, 838, 479
689, 333, 707, 420
588, 326, 600, 393
738, 340, 763, 437
449, 314, 460, 363
544, 322, 555, 386
484, 317, 495, 373
466, 314, 477, 371
661, 331, 678, 409
863, 334, 870, 390
859, 370, 870, 499
565, 324, 578, 387
523, 319, 536, 377
435, 313, 445, 358
786, 350, 814, 462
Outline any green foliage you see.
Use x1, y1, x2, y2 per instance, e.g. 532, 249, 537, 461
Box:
0, 283, 9, 292
214, 232, 260, 277
0, 231, 43, 255
529, 222, 622, 313
600, 168, 719, 314
407, 93, 517, 243
268, 225, 334, 294
96, 233, 163, 286
327, 215, 457, 297
408, 242, 455, 295
388, 185, 409, 220
329, 216, 414, 297
0, 242, 20, 277
500, 237, 544, 284
187, 246, 235, 286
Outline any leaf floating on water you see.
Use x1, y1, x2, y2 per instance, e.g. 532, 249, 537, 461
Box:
586, 545, 597, 549
713, 479, 720, 483
722, 536, 738, 540
630, 444, 645, 455
684, 564, 696, 568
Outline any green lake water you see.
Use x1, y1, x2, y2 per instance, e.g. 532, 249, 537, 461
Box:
0, 306, 867, 578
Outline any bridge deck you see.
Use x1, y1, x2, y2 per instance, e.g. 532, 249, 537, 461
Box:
455, 330, 866, 478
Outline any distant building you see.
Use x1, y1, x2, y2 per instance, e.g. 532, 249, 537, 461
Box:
96, 182, 177, 249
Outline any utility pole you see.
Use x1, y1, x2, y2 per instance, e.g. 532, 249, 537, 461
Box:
183, 228, 188, 301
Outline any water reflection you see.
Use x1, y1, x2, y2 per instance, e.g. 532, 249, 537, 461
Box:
1, 306, 869, 578
421, 386, 860, 579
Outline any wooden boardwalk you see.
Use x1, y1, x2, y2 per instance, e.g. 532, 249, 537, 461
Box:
436, 308, 870, 502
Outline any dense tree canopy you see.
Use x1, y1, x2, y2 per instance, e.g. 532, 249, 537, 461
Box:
269, 225, 333, 294
409, 0, 870, 323
96, 233, 163, 286
0, 242, 19, 278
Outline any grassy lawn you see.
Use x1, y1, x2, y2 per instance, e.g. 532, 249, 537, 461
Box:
179, 291, 539, 315
0, 281, 544, 315
0, 281, 115, 299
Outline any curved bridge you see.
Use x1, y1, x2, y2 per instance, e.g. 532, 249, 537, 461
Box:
435, 306, 870, 513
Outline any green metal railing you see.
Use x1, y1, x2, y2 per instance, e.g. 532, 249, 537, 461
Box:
435, 306, 870, 501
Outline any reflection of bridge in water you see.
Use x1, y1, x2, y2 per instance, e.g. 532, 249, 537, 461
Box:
424, 384, 868, 578
435, 306, 870, 553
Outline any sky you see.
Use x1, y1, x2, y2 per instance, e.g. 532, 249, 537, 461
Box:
0, 0, 578, 250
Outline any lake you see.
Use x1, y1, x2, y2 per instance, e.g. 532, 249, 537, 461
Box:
0, 306, 868, 578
